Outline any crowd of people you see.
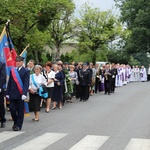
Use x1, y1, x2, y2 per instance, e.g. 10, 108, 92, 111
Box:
0, 56, 149, 131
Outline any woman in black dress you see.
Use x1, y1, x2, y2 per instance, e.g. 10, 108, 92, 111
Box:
52, 64, 64, 109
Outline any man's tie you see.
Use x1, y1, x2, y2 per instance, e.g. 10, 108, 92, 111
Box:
17, 67, 19, 71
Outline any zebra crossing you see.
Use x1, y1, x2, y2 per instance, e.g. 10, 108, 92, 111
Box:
69, 135, 109, 150
12, 133, 67, 150
0, 131, 150, 150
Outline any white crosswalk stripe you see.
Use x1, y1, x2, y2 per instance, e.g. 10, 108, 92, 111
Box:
69, 135, 109, 150
12, 132, 67, 150
125, 138, 150, 150
1, 132, 150, 150
0, 131, 24, 143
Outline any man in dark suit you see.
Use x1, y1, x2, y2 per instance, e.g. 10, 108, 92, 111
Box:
79, 63, 91, 101
104, 64, 112, 95
6, 56, 30, 131
110, 63, 117, 93
0, 61, 6, 128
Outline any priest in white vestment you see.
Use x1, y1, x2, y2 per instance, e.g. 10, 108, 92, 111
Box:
140, 66, 147, 82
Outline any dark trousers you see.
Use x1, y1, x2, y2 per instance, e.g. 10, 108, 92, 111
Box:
0, 92, 6, 123
147, 74, 150, 81
80, 85, 89, 100
111, 78, 116, 92
95, 78, 100, 93
9, 99, 24, 129
104, 80, 111, 94
61, 84, 65, 105
75, 84, 80, 99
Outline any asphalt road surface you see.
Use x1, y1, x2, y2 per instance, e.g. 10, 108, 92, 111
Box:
0, 81, 150, 150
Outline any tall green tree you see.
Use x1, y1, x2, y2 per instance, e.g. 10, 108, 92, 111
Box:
76, 4, 123, 64
115, 0, 150, 54
47, 0, 75, 60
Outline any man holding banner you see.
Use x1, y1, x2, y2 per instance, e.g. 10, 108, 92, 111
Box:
6, 56, 30, 131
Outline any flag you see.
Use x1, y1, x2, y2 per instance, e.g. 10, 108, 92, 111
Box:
0, 25, 30, 117
0, 26, 17, 76
20, 49, 27, 66
19, 44, 29, 66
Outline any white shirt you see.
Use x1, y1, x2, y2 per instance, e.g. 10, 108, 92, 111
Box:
29, 73, 46, 92
17, 66, 23, 71
46, 70, 55, 87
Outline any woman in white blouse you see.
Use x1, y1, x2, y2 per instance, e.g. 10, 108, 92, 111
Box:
29, 65, 46, 121
43, 62, 55, 113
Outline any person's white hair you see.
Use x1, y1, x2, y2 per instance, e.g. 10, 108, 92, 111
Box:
34, 65, 42, 70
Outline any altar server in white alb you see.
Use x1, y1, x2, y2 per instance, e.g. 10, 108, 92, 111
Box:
130, 66, 135, 82
126, 65, 131, 83
140, 66, 147, 82
115, 64, 123, 87
134, 65, 140, 82
122, 65, 127, 85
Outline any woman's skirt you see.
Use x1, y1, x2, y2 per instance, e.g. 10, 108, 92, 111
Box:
29, 93, 41, 112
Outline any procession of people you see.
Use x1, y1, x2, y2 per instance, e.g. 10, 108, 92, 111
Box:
0, 57, 149, 131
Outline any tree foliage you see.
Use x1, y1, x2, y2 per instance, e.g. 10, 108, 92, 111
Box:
0, 0, 134, 64
0, 0, 74, 63
115, 0, 150, 53
76, 3, 123, 64
107, 50, 130, 64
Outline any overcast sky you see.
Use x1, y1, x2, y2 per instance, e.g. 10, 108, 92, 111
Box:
74, 0, 119, 16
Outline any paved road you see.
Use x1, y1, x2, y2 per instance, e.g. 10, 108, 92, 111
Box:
0, 82, 150, 150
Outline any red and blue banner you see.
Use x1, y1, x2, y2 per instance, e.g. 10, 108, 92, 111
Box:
0, 27, 17, 76
0, 25, 29, 116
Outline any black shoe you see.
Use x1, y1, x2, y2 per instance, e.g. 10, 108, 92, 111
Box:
12, 125, 16, 130
32, 119, 39, 122
80, 99, 83, 101
108, 93, 111, 95
1, 122, 5, 128
45, 110, 50, 113
13, 126, 21, 131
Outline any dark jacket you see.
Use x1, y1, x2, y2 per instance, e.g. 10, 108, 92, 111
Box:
79, 69, 91, 86
111, 68, 118, 78
104, 69, 112, 81
6, 67, 30, 99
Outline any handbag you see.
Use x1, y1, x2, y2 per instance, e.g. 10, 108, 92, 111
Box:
31, 74, 48, 98
38, 85, 48, 99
